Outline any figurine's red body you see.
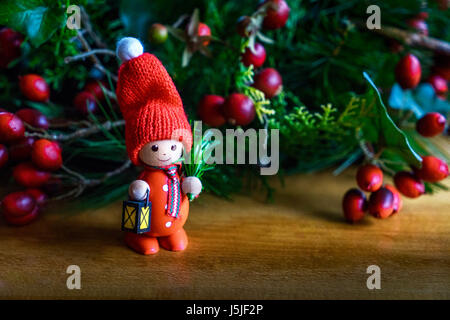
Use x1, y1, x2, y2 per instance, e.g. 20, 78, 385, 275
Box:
138, 166, 189, 237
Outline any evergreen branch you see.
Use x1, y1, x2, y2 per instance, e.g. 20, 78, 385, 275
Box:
25, 120, 125, 141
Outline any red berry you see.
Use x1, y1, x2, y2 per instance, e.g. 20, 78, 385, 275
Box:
242, 43, 266, 68
395, 54, 421, 89
13, 162, 51, 188
356, 164, 383, 192
427, 74, 448, 99
0, 112, 25, 143
342, 188, 367, 223
394, 171, 425, 198
368, 187, 395, 219
236, 16, 254, 37
3, 205, 39, 226
16, 108, 49, 130
198, 95, 226, 127
198, 22, 211, 46
416, 12, 429, 20
223, 93, 256, 126
84, 80, 107, 101
25, 188, 48, 206
385, 184, 403, 214
0, 144, 8, 168
414, 156, 449, 182
148, 23, 168, 45
1, 191, 36, 217
259, 0, 290, 30
0, 28, 23, 68
416, 112, 446, 137
407, 18, 429, 36
9, 137, 35, 161
73, 91, 97, 115
31, 139, 62, 171
253, 68, 283, 98
19, 74, 50, 102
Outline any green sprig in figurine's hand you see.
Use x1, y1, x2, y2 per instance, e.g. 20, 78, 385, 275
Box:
181, 176, 202, 201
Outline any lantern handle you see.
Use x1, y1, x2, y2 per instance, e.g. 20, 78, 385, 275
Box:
145, 188, 150, 207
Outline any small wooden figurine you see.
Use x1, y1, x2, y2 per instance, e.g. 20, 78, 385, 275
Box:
116, 37, 202, 255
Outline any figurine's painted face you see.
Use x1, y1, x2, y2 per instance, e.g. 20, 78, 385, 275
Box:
139, 139, 183, 166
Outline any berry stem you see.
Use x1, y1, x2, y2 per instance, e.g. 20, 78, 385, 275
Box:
64, 49, 116, 63
25, 119, 125, 141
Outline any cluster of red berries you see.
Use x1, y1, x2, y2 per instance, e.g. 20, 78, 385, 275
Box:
198, 0, 289, 127
73, 80, 108, 116
343, 157, 448, 223
0, 108, 62, 226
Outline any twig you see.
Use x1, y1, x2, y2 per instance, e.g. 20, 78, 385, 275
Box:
80, 6, 107, 48
25, 119, 125, 141
355, 21, 450, 55
75, 30, 118, 81
64, 49, 116, 63
50, 160, 132, 201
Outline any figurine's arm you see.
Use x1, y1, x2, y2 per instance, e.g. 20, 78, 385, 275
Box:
181, 177, 202, 196
128, 180, 150, 200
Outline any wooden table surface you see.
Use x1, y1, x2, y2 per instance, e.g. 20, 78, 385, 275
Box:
0, 169, 449, 299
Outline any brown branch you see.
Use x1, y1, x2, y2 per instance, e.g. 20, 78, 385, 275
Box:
25, 119, 125, 141
50, 160, 132, 201
356, 21, 450, 56
64, 49, 116, 63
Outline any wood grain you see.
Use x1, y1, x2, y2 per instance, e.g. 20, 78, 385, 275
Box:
0, 169, 449, 299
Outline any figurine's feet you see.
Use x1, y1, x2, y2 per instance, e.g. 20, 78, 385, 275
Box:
158, 228, 188, 252
124, 233, 159, 255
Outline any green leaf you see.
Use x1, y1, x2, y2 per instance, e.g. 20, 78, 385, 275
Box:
363, 72, 422, 168
0, 0, 66, 47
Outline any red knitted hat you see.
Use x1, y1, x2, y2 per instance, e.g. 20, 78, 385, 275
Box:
116, 38, 192, 165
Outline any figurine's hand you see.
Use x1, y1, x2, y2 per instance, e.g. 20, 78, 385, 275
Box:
128, 180, 150, 200
181, 176, 202, 196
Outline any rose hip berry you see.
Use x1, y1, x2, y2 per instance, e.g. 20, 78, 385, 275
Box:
395, 54, 421, 89
1, 191, 36, 217
394, 171, 425, 198
253, 68, 283, 99
0, 112, 25, 143
3, 205, 39, 226
242, 43, 266, 68
9, 137, 35, 161
223, 93, 256, 126
414, 156, 448, 182
26, 188, 48, 206
148, 23, 168, 45
356, 164, 383, 192
259, 0, 290, 30
198, 95, 226, 127
0, 28, 23, 68
197, 22, 211, 46
19, 74, 50, 102
427, 75, 448, 99
31, 139, 62, 171
73, 91, 97, 115
0, 144, 8, 168
385, 184, 403, 214
416, 112, 446, 137
368, 187, 395, 219
84, 80, 107, 101
342, 188, 367, 223
13, 161, 51, 188
16, 108, 49, 130
407, 18, 428, 35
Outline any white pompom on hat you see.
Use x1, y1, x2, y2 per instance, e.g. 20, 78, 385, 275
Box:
116, 37, 144, 62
